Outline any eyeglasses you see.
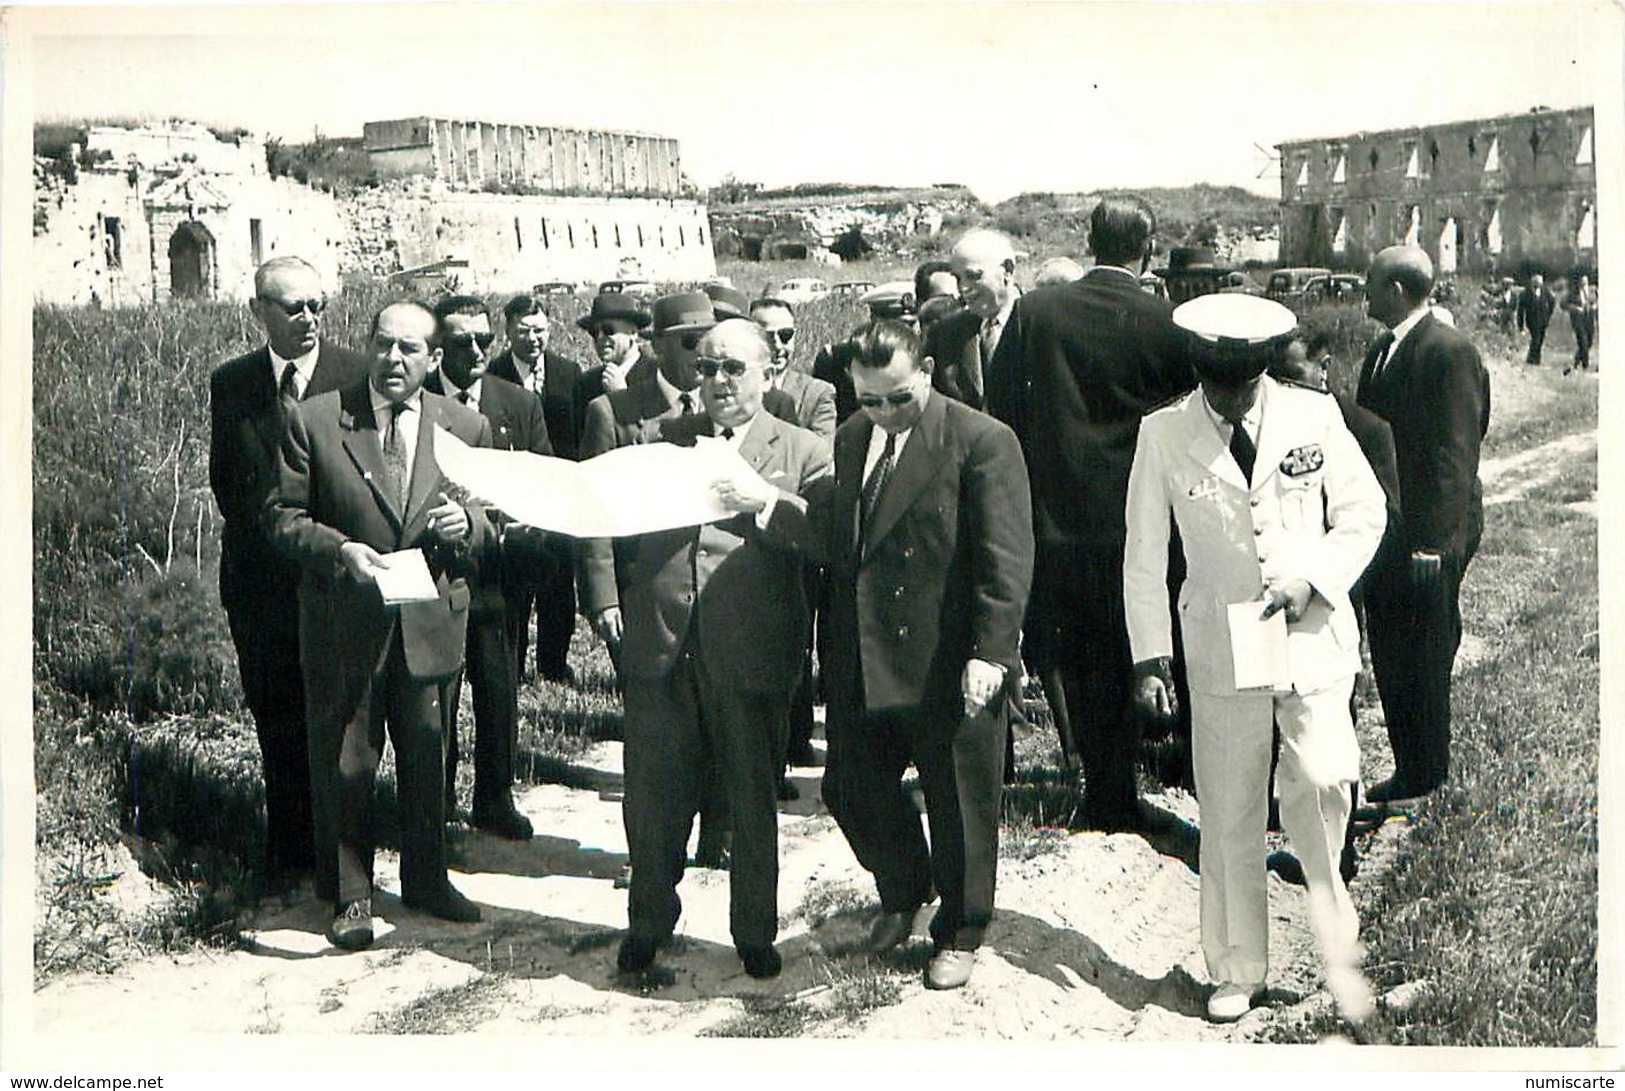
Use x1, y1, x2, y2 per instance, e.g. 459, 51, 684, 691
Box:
513, 323, 549, 339
261, 297, 324, 317
679, 332, 702, 352
590, 325, 622, 340
444, 332, 495, 351
766, 328, 795, 345
695, 356, 755, 379
856, 389, 918, 409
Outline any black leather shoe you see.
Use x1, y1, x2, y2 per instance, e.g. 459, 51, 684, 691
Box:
329, 898, 374, 950
1365, 776, 1432, 805
776, 776, 800, 802
472, 804, 534, 841
693, 831, 732, 870
617, 934, 659, 974
738, 943, 782, 979
1267, 850, 1306, 886
786, 742, 820, 767
868, 908, 916, 954
402, 885, 482, 923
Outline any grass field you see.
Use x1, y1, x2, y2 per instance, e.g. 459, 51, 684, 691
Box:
29, 271, 1602, 1044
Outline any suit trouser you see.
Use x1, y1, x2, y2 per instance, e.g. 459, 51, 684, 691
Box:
622, 648, 787, 949
225, 593, 316, 881
1526, 322, 1549, 364
824, 703, 1006, 951
310, 633, 449, 906
1572, 319, 1595, 368
786, 563, 824, 760
1192, 682, 1359, 987
445, 600, 519, 814
1028, 549, 1139, 819
509, 534, 577, 679
1363, 552, 1468, 795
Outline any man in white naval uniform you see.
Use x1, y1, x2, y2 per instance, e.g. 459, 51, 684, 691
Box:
1122, 294, 1386, 1025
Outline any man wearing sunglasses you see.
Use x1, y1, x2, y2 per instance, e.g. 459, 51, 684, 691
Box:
609, 318, 832, 982
266, 300, 496, 949
425, 295, 553, 841
571, 292, 657, 445
210, 256, 369, 898
488, 296, 586, 687
812, 320, 1033, 992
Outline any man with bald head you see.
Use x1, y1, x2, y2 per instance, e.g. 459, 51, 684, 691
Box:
1357, 245, 1490, 805
268, 300, 495, 948
927, 228, 1021, 409
986, 196, 1195, 830
211, 256, 369, 894
608, 318, 832, 982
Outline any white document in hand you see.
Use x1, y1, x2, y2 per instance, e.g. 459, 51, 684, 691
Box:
374, 548, 440, 605
1226, 600, 1292, 691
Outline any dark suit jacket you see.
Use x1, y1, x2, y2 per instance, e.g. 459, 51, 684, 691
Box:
487, 348, 583, 460
985, 267, 1193, 559
425, 371, 555, 608
1356, 313, 1490, 568
209, 340, 369, 613
1517, 286, 1556, 334
812, 342, 860, 426
808, 393, 1034, 725
613, 411, 832, 694
925, 308, 990, 411
266, 380, 495, 720
776, 367, 838, 440
1334, 390, 1403, 565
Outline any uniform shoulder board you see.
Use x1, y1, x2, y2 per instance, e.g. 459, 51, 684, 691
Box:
1275, 376, 1333, 395
1142, 390, 1189, 417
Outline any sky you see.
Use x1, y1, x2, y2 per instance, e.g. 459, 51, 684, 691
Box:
14, 0, 1617, 204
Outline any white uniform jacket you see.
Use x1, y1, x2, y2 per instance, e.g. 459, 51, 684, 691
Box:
1123, 377, 1387, 697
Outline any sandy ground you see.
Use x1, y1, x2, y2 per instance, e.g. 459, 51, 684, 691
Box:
28, 357, 1595, 1048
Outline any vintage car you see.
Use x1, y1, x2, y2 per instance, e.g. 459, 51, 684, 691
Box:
776, 277, 832, 306
1265, 266, 1334, 305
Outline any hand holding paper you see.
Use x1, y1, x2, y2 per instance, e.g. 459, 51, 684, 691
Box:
1227, 598, 1291, 691
370, 548, 441, 605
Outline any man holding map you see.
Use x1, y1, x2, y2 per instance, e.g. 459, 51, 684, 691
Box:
1121, 294, 1385, 1024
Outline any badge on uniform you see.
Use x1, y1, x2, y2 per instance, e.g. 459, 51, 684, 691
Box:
1188, 476, 1221, 502
1280, 444, 1324, 477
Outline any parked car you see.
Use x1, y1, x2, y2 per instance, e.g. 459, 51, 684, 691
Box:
1301, 274, 1365, 305
1265, 266, 1333, 305
598, 279, 657, 297
1217, 270, 1266, 296
832, 280, 876, 298
776, 277, 831, 306
533, 281, 577, 296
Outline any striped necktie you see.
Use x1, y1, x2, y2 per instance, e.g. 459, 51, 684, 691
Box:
382, 404, 409, 511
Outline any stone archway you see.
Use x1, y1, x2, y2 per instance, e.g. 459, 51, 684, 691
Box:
168, 221, 215, 299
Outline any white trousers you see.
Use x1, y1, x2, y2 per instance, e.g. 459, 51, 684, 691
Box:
1192, 679, 1361, 988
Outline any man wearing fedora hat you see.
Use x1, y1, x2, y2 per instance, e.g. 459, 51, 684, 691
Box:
571, 292, 657, 445
1122, 293, 1385, 1025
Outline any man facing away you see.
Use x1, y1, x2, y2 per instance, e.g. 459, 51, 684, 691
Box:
986, 196, 1195, 829
1356, 245, 1490, 806
611, 318, 832, 981
1124, 294, 1385, 1024
486, 294, 585, 684
813, 320, 1033, 991
266, 300, 493, 949
425, 294, 552, 840
209, 256, 368, 895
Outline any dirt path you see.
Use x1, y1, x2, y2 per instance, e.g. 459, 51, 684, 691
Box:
29, 424, 1597, 1047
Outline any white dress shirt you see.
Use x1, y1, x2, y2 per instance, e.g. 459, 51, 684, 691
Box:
269, 344, 319, 399
369, 387, 424, 487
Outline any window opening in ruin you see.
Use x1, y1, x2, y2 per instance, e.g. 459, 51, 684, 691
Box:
103, 216, 123, 270
1429, 140, 1440, 173
515, 217, 524, 251
659, 225, 666, 247
1485, 203, 1503, 255
1484, 135, 1500, 172
249, 218, 263, 267
1294, 159, 1308, 190
1438, 217, 1458, 274
679, 225, 686, 247
638, 225, 645, 247
1468, 135, 1477, 158
615, 224, 622, 247
1404, 205, 1421, 246
1576, 126, 1593, 165
168, 221, 214, 300
592, 223, 599, 248
1528, 129, 1542, 159
567, 223, 575, 248
699, 224, 706, 247
1405, 142, 1419, 179
1369, 149, 1379, 172
541, 219, 550, 249
1331, 152, 1346, 185
1578, 202, 1596, 252
1330, 208, 1347, 255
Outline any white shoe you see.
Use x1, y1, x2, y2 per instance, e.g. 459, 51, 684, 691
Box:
925, 948, 976, 990
1207, 982, 1262, 1023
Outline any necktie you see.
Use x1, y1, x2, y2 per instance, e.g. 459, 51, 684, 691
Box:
981, 318, 1002, 362
1370, 329, 1396, 379
382, 404, 409, 511
720, 427, 734, 441
457, 389, 471, 405
860, 431, 897, 541
1227, 417, 1256, 484
679, 392, 695, 416
278, 362, 300, 417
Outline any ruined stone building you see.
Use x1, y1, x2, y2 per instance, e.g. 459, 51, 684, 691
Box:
358, 117, 714, 289
32, 122, 346, 306
33, 117, 714, 306
1277, 106, 1596, 277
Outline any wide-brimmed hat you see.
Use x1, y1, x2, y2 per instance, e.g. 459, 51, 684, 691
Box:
1173, 294, 1297, 386
575, 293, 652, 332
650, 291, 718, 335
